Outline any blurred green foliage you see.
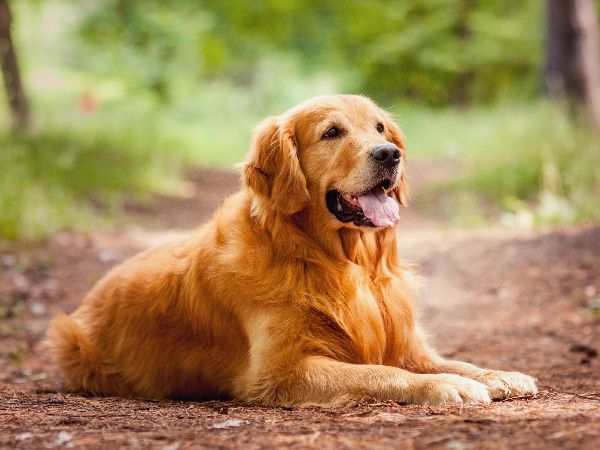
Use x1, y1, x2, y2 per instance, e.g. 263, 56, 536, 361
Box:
0, 106, 183, 240
75, 0, 544, 106
0, 0, 599, 241
403, 101, 600, 226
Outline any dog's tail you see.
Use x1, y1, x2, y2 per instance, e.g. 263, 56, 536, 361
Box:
44, 313, 125, 396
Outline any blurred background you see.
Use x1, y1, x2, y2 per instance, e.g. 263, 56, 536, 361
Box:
1, 0, 600, 241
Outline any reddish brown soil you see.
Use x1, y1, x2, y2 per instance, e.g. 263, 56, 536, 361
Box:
1, 164, 599, 449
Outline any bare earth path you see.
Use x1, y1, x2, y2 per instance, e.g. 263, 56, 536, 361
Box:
1, 165, 599, 449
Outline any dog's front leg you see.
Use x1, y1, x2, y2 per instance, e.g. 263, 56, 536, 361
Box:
396, 326, 538, 400
241, 356, 492, 406
426, 358, 538, 400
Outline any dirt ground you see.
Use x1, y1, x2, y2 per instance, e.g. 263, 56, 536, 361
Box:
1, 164, 599, 449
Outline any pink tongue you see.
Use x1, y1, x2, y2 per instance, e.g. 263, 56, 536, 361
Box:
357, 187, 400, 228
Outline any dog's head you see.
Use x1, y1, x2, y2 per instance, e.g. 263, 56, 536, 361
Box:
243, 95, 408, 231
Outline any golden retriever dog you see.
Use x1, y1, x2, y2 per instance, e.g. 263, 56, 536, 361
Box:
45, 95, 537, 405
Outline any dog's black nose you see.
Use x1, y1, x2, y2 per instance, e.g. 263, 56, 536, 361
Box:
371, 144, 401, 168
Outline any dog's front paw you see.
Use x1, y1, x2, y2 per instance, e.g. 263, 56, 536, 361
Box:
411, 374, 491, 405
474, 370, 538, 399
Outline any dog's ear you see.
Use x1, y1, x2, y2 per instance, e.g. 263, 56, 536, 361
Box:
384, 115, 409, 207
242, 116, 310, 215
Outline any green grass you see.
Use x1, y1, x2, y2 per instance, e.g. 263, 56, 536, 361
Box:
3, 0, 599, 238
0, 0, 341, 241
2, 97, 599, 241
397, 101, 600, 226
0, 57, 337, 241
0, 116, 155, 241
2, 0, 598, 241
0, 92, 258, 241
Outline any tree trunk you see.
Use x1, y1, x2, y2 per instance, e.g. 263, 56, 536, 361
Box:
0, 0, 30, 130
546, 0, 600, 130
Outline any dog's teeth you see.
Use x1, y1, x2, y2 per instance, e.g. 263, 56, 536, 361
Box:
341, 193, 359, 205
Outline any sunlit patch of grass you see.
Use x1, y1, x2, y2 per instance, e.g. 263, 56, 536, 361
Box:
1, 52, 338, 241
0, 107, 185, 241
398, 100, 600, 225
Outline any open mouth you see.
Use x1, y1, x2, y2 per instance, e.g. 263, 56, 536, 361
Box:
326, 179, 400, 228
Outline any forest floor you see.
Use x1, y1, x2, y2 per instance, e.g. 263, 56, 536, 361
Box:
1, 164, 600, 449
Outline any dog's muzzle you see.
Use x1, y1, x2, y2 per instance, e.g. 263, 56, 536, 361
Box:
326, 144, 402, 228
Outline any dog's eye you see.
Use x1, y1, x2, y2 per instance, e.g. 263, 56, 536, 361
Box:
323, 127, 340, 139
376, 123, 384, 133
